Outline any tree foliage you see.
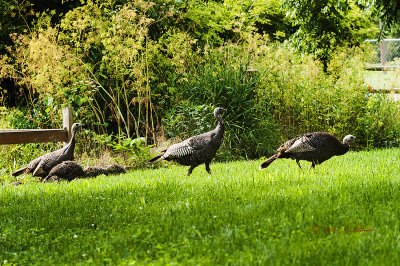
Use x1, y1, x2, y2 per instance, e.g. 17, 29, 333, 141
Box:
284, 0, 400, 67
367, 0, 400, 30
284, 0, 378, 69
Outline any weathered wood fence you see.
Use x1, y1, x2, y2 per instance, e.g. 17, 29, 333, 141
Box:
0, 107, 74, 146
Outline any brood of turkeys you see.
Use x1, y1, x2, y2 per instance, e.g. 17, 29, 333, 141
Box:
148, 107, 226, 176
259, 132, 356, 169
12, 123, 84, 178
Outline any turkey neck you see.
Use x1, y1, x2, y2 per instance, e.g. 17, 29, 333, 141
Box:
64, 130, 77, 158
214, 114, 225, 139
338, 142, 350, 155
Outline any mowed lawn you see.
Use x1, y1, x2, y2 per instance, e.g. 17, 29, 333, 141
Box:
1, 149, 400, 265
364, 70, 400, 89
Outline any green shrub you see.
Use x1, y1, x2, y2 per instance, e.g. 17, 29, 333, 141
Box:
357, 94, 400, 148
164, 103, 215, 140
168, 44, 279, 159
255, 44, 400, 150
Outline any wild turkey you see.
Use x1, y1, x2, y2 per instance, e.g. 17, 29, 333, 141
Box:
104, 164, 127, 175
84, 164, 126, 177
148, 107, 226, 176
259, 132, 356, 169
42, 161, 85, 182
43, 161, 127, 182
11, 123, 84, 178
84, 166, 107, 177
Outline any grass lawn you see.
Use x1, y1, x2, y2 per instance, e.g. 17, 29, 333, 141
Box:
1, 148, 400, 265
364, 70, 400, 89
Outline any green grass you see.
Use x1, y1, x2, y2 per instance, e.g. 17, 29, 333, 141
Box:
364, 70, 400, 89
1, 149, 400, 265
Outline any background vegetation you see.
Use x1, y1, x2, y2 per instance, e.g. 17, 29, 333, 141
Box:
1, 0, 400, 172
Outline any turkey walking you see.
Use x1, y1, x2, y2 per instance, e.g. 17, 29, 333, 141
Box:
12, 123, 84, 178
148, 107, 226, 176
259, 132, 356, 169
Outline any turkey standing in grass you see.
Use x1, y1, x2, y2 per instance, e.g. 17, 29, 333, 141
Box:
148, 107, 226, 176
259, 132, 356, 169
11, 123, 84, 178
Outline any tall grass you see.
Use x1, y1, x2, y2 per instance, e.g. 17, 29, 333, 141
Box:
183, 63, 279, 159
1, 148, 400, 264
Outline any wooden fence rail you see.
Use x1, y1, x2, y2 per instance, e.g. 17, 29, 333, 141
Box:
0, 107, 74, 146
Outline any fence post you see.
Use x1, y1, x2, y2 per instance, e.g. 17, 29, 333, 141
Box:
379, 22, 386, 67
63, 107, 73, 146
380, 41, 386, 67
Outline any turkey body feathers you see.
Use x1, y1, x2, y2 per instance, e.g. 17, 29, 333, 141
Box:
163, 130, 221, 165
43, 161, 85, 181
32, 146, 75, 177
260, 132, 356, 169
11, 157, 42, 177
148, 107, 225, 176
280, 132, 348, 164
